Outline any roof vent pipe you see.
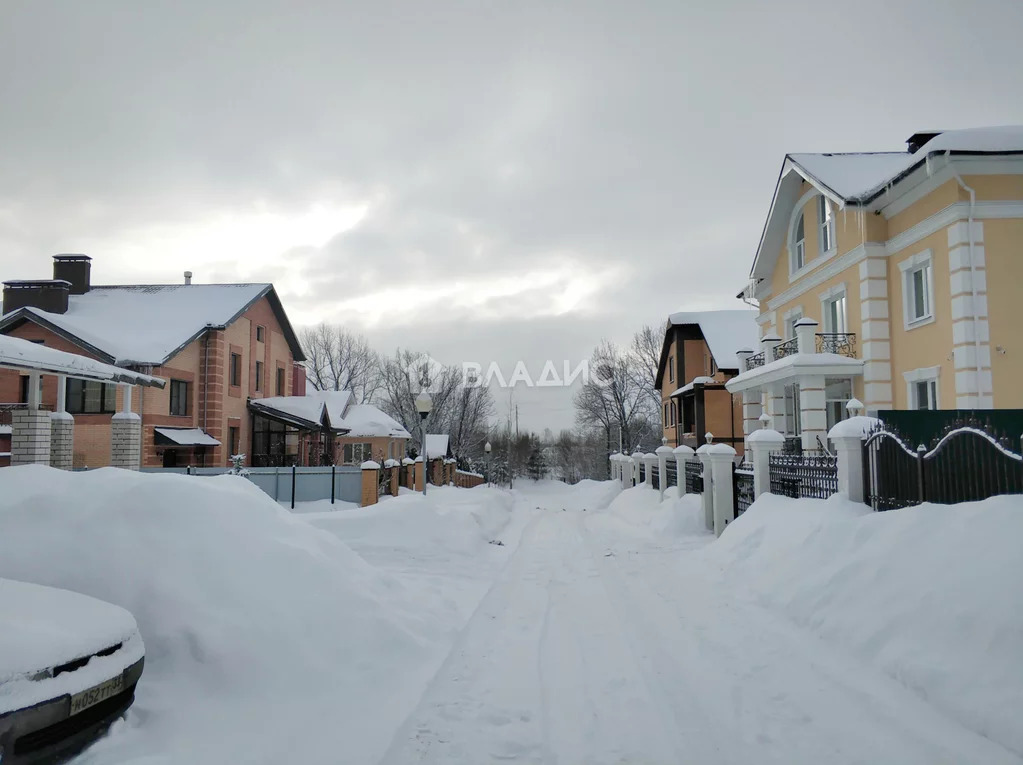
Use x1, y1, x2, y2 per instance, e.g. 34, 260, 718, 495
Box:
184, 271, 193, 285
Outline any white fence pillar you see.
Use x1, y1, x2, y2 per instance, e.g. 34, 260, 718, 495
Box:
644, 453, 657, 489
630, 451, 643, 486
748, 428, 785, 499
673, 444, 694, 497
828, 411, 881, 504
656, 441, 673, 500
696, 444, 714, 531
708, 445, 737, 537
110, 383, 141, 470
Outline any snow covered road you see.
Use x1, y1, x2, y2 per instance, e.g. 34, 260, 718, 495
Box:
379, 491, 1020, 765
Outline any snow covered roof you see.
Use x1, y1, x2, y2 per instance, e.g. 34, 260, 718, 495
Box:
0, 333, 165, 387
338, 404, 411, 439
788, 126, 1023, 204
725, 352, 864, 394
154, 427, 221, 447
249, 390, 351, 431
0, 283, 305, 366
666, 310, 760, 371
667, 375, 717, 397
425, 434, 450, 458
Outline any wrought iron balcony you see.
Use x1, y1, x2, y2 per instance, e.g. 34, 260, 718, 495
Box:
745, 351, 765, 369
773, 338, 799, 359
815, 332, 857, 358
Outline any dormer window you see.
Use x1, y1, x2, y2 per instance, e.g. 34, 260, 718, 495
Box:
791, 213, 806, 272
818, 195, 835, 254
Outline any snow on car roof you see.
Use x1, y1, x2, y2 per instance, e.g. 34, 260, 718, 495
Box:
0, 578, 139, 681
13, 284, 271, 365
667, 310, 761, 370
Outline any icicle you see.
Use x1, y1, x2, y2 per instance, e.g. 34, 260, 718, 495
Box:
925, 154, 932, 176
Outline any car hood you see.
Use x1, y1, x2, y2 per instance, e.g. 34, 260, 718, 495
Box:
0, 579, 140, 680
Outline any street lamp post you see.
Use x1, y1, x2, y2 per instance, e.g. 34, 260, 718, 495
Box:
484, 440, 492, 487
415, 390, 433, 495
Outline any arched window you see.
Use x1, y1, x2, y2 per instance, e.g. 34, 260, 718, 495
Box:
791, 213, 806, 272
818, 195, 835, 254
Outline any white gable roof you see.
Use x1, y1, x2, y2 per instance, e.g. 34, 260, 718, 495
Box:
7, 284, 272, 365
339, 404, 411, 439
667, 310, 761, 370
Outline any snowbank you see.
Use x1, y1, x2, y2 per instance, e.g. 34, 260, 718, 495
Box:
513, 478, 622, 511
711, 493, 1023, 757
0, 466, 442, 765
600, 485, 708, 538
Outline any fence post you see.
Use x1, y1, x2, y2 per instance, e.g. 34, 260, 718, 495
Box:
644, 453, 657, 490
673, 445, 694, 496
916, 444, 926, 503
361, 460, 380, 506
827, 413, 880, 503
331, 463, 336, 505
748, 427, 784, 499
291, 463, 297, 510
630, 451, 643, 487
708, 445, 737, 537
696, 441, 714, 532
656, 441, 672, 501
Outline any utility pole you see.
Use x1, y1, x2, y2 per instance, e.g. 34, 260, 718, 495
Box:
515, 404, 519, 438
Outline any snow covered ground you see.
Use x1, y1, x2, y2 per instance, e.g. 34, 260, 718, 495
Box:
0, 467, 1020, 764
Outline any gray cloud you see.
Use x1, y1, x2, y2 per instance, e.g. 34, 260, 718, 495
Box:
3, 0, 1023, 430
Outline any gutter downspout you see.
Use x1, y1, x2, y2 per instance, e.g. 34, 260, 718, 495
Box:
202, 327, 211, 434
948, 154, 985, 407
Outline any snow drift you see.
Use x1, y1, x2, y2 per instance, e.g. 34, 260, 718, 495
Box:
0, 465, 444, 765
709, 493, 1023, 757
599, 484, 708, 538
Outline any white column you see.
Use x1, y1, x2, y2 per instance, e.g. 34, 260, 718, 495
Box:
708, 445, 737, 537
644, 453, 657, 489
947, 221, 992, 407
797, 374, 827, 451
50, 374, 74, 470
673, 444, 694, 497
740, 391, 763, 452
748, 427, 784, 499
828, 409, 881, 504
631, 450, 643, 487
624, 457, 634, 488
761, 334, 782, 364
794, 317, 818, 354
696, 444, 714, 531
859, 257, 893, 411
655, 441, 672, 500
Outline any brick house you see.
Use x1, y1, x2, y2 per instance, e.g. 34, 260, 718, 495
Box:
654, 310, 760, 454
0, 255, 305, 468
249, 389, 411, 466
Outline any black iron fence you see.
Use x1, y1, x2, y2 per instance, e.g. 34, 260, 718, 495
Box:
769, 452, 838, 499
733, 462, 755, 515
773, 338, 798, 359
650, 464, 659, 487
863, 423, 1023, 511
815, 332, 856, 357
638, 462, 646, 483
664, 459, 678, 488
684, 459, 703, 493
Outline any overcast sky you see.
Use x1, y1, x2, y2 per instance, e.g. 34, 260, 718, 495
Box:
3, 1, 1023, 433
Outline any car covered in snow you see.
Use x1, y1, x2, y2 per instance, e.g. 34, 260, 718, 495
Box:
0, 579, 145, 764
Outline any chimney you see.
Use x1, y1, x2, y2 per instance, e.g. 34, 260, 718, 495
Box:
3, 279, 71, 315
906, 131, 944, 154
52, 254, 92, 295
184, 271, 193, 285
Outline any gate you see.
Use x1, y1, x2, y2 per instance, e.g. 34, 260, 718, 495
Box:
863, 424, 1023, 511
733, 461, 754, 515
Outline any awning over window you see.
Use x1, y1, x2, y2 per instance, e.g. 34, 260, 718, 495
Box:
154, 427, 221, 447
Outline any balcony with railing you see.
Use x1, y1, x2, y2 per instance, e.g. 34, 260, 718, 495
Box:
815, 332, 856, 358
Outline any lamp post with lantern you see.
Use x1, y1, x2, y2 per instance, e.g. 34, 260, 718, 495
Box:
415, 390, 433, 495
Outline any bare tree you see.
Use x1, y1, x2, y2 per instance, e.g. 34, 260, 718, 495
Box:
629, 323, 662, 416
300, 324, 380, 403
377, 349, 494, 460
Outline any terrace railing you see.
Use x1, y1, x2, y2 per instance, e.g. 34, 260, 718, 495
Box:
815, 332, 857, 357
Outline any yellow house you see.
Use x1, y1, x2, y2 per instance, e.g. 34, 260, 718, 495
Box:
726, 127, 1023, 450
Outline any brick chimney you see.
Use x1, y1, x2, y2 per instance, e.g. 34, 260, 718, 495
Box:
52, 254, 92, 295
2, 279, 71, 315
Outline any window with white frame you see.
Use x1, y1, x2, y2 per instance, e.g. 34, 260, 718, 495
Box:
818, 195, 835, 254
791, 213, 806, 272
899, 250, 934, 328
820, 286, 847, 334
783, 307, 803, 340
825, 378, 853, 432
782, 383, 801, 436
904, 367, 940, 411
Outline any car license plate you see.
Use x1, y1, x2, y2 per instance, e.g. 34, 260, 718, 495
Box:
69, 674, 124, 716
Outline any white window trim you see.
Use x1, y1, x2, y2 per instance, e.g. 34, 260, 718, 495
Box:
781, 305, 803, 340
818, 283, 847, 333
898, 249, 935, 330
903, 366, 941, 409
817, 195, 837, 258
787, 188, 842, 282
